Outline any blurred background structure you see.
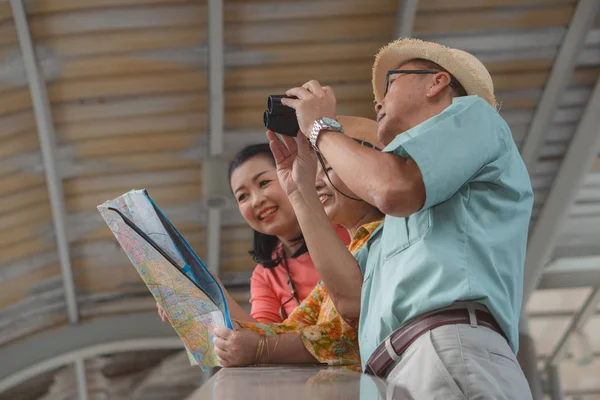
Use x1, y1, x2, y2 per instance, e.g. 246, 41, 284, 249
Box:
0, 0, 599, 398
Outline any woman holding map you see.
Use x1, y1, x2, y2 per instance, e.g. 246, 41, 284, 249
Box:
213, 117, 384, 370
158, 141, 350, 324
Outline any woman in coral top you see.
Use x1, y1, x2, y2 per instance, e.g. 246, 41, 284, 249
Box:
229, 144, 350, 322
158, 142, 349, 324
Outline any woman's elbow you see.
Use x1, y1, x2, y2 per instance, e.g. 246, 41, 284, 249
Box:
336, 299, 361, 321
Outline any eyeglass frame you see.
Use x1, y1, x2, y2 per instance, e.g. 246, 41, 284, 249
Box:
383, 69, 458, 97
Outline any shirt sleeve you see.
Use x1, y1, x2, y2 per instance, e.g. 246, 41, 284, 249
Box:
284, 281, 324, 327
249, 265, 283, 323
295, 300, 360, 367
384, 97, 510, 209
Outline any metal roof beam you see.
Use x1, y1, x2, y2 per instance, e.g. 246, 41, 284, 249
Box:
9, 0, 78, 324
523, 75, 600, 304
519, 0, 600, 172
394, 0, 419, 39
537, 256, 600, 289
544, 287, 600, 370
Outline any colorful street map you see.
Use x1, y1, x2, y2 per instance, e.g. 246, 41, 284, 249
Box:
97, 189, 232, 369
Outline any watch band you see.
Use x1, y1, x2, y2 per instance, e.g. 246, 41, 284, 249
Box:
309, 120, 324, 148
309, 118, 343, 149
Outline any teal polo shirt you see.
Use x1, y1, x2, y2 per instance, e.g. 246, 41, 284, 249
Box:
355, 96, 534, 366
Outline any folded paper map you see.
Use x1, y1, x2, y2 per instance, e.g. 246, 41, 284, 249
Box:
97, 189, 232, 369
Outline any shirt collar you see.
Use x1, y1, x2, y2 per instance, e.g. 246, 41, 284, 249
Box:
352, 219, 384, 242
382, 95, 483, 153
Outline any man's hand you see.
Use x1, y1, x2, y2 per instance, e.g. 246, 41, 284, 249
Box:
267, 131, 318, 201
281, 80, 337, 137
213, 327, 262, 367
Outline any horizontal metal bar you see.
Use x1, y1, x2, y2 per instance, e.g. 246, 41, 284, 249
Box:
0, 312, 180, 392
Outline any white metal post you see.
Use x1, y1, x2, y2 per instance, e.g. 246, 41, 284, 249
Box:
206, 0, 225, 275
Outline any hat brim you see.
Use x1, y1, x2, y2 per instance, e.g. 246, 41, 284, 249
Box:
337, 115, 382, 149
372, 38, 496, 107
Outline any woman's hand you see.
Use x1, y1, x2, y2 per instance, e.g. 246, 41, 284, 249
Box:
267, 130, 319, 201
156, 302, 168, 323
213, 327, 262, 367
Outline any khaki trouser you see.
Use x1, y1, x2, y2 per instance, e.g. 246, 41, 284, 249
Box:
385, 324, 533, 400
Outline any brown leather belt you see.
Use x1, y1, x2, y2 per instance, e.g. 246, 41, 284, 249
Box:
364, 306, 506, 378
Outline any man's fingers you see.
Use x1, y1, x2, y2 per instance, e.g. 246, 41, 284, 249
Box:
280, 97, 300, 109
322, 85, 336, 98
322, 85, 337, 103
285, 86, 312, 101
302, 80, 324, 95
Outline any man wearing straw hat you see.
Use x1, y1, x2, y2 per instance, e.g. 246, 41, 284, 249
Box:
278, 38, 534, 398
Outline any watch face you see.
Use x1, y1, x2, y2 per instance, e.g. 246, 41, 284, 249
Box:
321, 117, 341, 129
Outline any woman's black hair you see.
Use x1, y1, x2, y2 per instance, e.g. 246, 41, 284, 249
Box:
228, 143, 307, 268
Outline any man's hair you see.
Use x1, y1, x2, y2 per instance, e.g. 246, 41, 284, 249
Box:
409, 58, 468, 98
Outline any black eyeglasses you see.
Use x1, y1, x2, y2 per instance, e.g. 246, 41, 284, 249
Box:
384, 69, 457, 96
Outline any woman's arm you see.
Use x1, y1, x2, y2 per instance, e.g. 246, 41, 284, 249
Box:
288, 193, 363, 320
267, 132, 362, 321
213, 328, 318, 367
264, 333, 319, 364
214, 275, 256, 323
214, 283, 360, 368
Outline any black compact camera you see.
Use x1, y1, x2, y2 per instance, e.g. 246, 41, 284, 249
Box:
263, 95, 299, 137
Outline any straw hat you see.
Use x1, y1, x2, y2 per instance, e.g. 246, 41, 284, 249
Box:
337, 115, 382, 149
372, 38, 496, 108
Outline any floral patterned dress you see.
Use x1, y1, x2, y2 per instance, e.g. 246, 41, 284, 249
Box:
238, 220, 384, 372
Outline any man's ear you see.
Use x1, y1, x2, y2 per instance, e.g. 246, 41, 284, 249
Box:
426, 72, 452, 98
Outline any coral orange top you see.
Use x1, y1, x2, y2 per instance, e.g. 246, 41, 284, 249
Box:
250, 225, 350, 323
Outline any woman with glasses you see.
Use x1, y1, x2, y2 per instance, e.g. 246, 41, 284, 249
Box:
158, 141, 350, 325
213, 117, 384, 371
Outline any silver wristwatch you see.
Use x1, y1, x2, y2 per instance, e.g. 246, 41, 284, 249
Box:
309, 117, 344, 149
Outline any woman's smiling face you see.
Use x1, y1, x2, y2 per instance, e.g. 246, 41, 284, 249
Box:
230, 154, 298, 237
315, 160, 362, 226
